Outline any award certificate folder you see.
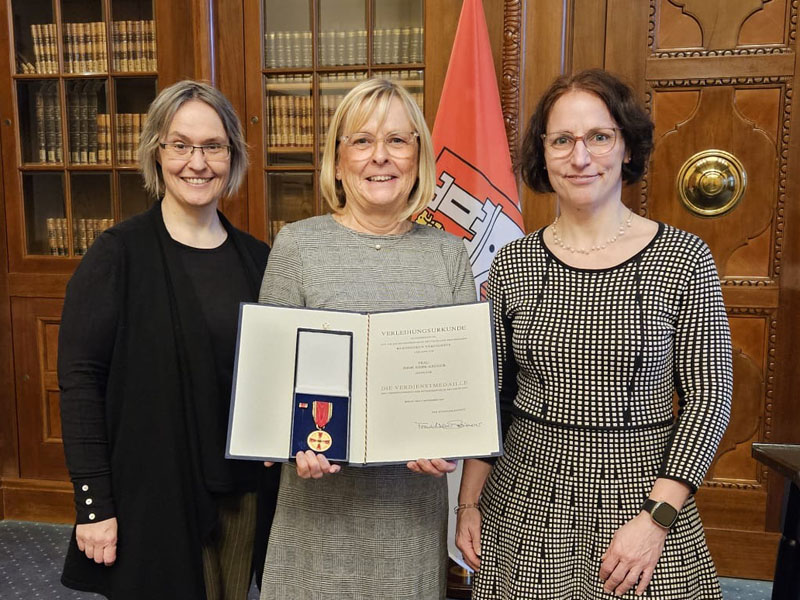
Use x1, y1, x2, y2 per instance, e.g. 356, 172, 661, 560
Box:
226, 301, 501, 465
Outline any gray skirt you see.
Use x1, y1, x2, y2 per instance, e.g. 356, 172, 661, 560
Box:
260, 462, 448, 600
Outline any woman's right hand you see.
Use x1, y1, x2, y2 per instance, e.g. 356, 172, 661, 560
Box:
455, 507, 482, 571
294, 450, 341, 479
76, 517, 117, 566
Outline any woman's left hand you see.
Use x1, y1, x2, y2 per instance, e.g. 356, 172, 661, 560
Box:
406, 458, 457, 477
599, 512, 668, 596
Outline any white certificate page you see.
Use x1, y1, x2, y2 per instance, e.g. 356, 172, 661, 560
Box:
364, 302, 500, 464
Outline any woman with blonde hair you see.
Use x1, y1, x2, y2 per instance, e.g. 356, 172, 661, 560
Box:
258, 78, 476, 599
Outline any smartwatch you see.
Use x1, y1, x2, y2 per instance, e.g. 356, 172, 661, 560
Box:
641, 498, 678, 529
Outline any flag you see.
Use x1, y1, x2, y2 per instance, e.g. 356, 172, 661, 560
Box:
416, 0, 526, 574
415, 0, 525, 300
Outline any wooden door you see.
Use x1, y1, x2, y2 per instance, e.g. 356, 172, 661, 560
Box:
511, 0, 800, 579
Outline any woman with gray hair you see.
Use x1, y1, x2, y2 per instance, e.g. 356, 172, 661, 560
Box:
58, 80, 278, 599
257, 78, 476, 599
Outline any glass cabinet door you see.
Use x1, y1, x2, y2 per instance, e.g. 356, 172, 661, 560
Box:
258, 0, 426, 239
8, 0, 158, 261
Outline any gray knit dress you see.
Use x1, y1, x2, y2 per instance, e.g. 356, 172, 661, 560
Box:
258, 214, 476, 600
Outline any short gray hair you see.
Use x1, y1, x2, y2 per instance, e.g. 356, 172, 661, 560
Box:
138, 80, 248, 199
319, 78, 435, 220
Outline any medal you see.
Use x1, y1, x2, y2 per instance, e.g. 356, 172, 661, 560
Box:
307, 400, 333, 452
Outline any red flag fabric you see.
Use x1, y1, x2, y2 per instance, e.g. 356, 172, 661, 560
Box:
416, 0, 525, 299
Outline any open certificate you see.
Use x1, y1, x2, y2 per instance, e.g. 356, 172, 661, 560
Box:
226, 301, 502, 465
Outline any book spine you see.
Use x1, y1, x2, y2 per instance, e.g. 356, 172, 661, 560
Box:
132, 113, 141, 162
111, 21, 120, 70
68, 86, 80, 163
79, 83, 88, 163
125, 113, 133, 163
47, 218, 58, 255
44, 84, 56, 163
50, 24, 59, 73
31, 24, 42, 73
149, 20, 157, 70
63, 23, 72, 74
35, 85, 46, 163
134, 20, 143, 71
96, 113, 107, 163
119, 21, 129, 71
99, 22, 108, 71
57, 217, 67, 256
87, 84, 98, 164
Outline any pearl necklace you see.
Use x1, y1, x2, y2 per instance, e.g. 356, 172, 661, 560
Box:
551, 209, 634, 255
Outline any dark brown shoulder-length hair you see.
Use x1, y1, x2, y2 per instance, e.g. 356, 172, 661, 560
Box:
518, 69, 653, 194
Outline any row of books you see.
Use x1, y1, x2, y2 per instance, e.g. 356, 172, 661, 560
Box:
267, 74, 422, 150
264, 26, 424, 68
33, 82, 63, 163
67, 81, 104, 164
63, 22, 109, 73
26, 24, 59, 74
268, 94, 312, 147
17, 20, 155, 74
111, 20, 157, 72
46, 217, 115, 256
115, 113, 147, 164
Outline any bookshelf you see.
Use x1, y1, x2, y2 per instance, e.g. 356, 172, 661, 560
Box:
6, 0, 158, 261
249, 0, 426, 243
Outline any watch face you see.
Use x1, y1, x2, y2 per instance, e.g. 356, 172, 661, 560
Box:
652, 502, 678, 528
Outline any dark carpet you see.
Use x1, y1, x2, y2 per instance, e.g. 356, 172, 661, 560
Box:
0, 520, 773, 599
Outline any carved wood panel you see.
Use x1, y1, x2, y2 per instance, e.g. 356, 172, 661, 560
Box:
10, 297, 69, 481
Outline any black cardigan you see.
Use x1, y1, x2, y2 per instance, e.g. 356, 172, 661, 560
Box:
58, 202, 277, 599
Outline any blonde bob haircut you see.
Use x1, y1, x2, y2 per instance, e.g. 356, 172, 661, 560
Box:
138, 80, 249, 199
319, 78, 435, 220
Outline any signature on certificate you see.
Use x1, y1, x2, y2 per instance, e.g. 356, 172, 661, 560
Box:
415, 420, 483, 430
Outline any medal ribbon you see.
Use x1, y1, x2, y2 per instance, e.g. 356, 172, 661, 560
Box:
312, 401, 333, 429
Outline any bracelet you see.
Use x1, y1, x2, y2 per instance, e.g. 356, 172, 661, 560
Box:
454, 503, 480, 514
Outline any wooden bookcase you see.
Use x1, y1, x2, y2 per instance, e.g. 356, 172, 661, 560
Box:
243, 0, 427, 244
0, 0, 198, 521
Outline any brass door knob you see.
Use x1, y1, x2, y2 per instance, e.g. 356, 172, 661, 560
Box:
676, 149, 746, 217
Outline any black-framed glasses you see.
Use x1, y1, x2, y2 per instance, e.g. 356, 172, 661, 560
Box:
338, 131, 419, 157
159, 142, 231, 161
541, 127, 621, 157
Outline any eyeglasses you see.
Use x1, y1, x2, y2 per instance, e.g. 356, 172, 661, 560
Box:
159, 142, 231, 161
541, 127, 621, 157
338, 131, 419, 157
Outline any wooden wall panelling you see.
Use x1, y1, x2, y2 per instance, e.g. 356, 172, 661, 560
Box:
214, 0, 249, 230
570, 0, 607, 72
770, 0, 800, 525
10, 297, 68, 482
154, 0, 203, 88
0, 99, 17, 506
642, 0, 797, 579
518, 0, 568, 234
241, 0, 266, 242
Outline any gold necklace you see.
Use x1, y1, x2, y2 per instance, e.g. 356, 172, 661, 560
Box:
551, 209, 634, 255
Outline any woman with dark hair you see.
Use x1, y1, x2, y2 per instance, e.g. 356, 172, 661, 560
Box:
456, 69, 732, 598
58, 80, 278, 599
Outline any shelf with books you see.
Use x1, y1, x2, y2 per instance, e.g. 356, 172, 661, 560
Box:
251, 0, 427, 241
4, 0, 160, 261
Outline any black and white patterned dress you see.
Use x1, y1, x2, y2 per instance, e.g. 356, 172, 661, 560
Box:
473, 224, 732, 599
